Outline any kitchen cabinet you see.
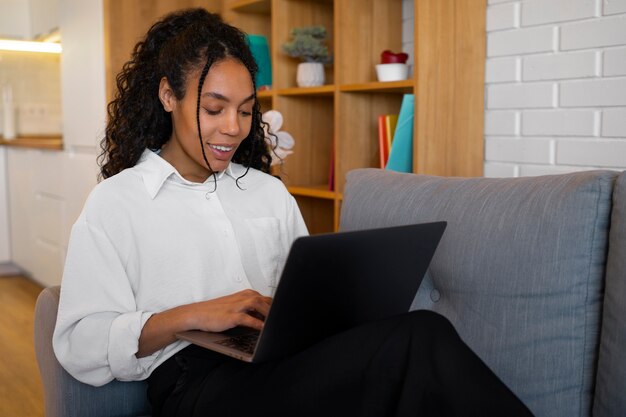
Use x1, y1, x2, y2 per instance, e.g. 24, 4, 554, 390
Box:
5, 146, 97, 286
0, 0, 59, 39
0, 147, 10, 263
0, 0, 101, 286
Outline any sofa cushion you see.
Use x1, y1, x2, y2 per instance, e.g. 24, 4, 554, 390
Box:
594, 171, 626, 417
340, 169, 617, 417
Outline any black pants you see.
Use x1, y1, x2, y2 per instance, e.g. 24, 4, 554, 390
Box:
147, 310, 533, 417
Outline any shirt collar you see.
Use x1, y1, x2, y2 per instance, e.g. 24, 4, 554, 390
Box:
135, 149, 245, 199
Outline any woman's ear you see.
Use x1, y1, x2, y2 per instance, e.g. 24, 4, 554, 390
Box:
159, 77, 176, 112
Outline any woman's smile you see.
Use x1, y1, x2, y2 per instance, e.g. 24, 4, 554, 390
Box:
207, 142, 236, 159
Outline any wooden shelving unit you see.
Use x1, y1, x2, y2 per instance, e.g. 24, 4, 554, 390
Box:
224, 0, 485, 234
104, 0, 223, 103
105, 0, 486, 235
0, 135, 63, 151
230, 0, 270, 14
339, 80, 413, 93
277, 85, 335, 96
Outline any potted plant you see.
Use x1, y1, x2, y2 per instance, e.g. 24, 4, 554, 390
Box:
376, 50, 410, 82
282, 26, 332, 87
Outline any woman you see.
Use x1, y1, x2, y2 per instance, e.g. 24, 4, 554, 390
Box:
53, 8, 533, 417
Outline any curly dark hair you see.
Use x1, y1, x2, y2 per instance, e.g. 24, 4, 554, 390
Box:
98, 8, 272, 181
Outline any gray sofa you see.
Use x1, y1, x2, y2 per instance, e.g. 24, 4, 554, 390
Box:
34, 168, 626, 416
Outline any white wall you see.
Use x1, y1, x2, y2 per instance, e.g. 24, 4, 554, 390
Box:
0, 147, 10, 263
60, 0, 106, 149
29, 0, 60, 38
484, 0, 626, 177
402, 0, 414, 70
6, 0, 103, 286
0, 0, 31, 39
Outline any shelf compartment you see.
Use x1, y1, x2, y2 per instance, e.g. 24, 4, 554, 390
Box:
273, 0, 334, 89
256, 89, 273, 99
257, 100, 273, 114
287, 184, 337, 200
0, 135, 63, 151
335, 91, 406, 194
104, 1, 222, 102
276, 85, 335, 96
294, 196, 335, 234
230, 0, 271, 14
340, 79, 414, 94
223, 0, 272, 40
274, 95, 334, 190
336, 0, 404, 85
256, 89, 273, 113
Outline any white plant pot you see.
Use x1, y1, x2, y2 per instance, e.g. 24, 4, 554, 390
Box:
296, 62, 325, 87
375, 63, 409, 82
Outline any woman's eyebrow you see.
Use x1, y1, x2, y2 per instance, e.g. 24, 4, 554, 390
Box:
203, 91, 255, 105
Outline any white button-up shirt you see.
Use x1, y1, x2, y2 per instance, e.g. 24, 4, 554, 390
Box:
53, 149, 308, 386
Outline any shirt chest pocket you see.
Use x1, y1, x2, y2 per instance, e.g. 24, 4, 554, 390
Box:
244, 217, 286, 287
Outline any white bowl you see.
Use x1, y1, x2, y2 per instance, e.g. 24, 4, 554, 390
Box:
375, 63, 409, 82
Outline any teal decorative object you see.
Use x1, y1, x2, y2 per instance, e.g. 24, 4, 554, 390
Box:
246, 34, 272, 90
386, 94, 414, 173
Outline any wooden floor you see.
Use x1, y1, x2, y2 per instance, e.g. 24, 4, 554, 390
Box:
0, 276, 44, 417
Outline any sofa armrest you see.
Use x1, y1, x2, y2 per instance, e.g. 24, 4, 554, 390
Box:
34, 286, 151, 417
340, 168, 617, 417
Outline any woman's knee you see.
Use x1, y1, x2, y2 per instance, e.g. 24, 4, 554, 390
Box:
403, 310, 458, 340
405, 309, 452, 326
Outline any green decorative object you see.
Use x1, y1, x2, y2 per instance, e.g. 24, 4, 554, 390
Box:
282, 26, 332, 64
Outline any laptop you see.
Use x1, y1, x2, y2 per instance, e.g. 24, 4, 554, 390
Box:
176, 221, 447, 363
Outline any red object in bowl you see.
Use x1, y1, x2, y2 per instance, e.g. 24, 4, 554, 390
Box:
381, 50, 409, 64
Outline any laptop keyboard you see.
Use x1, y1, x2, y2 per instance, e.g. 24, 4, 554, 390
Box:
215, 333, 259, 355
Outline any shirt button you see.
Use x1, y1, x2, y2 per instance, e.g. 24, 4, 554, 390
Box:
205, 192, 211, 200
235, 276, 243, 282
430, 289, 441, 303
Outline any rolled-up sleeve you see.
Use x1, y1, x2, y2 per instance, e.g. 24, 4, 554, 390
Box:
53, 217, 158, 386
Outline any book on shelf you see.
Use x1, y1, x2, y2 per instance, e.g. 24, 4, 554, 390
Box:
328, 137, 335, 191
377, 115, 388, 169
385, 114, 399, 159
377, 114, 399, 168
386, 94, 414, 173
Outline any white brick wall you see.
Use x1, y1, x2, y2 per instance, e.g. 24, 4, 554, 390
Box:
487, 82, 556, 108
486, 57, 520, 83
605, 0, 626, 15
522, 110, 598, 136
488, 25, 556, 56
402, 0, 414, 70
522, 0, 596, 26
487, 2, 519, 31
523, 51, 598, 81
604, 46, 626, 75
485, 0, 626, 177
603, 108, 626, 136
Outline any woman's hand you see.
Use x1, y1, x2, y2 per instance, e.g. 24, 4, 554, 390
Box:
186, 289, 273, 332
137, 289, 272, 358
